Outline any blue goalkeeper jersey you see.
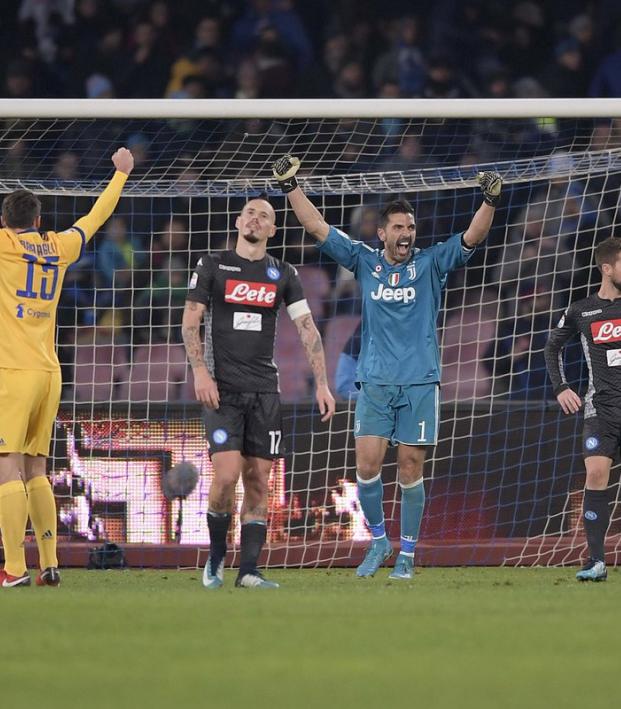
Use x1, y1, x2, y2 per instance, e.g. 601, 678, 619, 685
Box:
318, 226, 475, 385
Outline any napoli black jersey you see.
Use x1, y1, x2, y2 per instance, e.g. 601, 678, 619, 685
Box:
545, 294, 621, 418
186, 250, 307, 393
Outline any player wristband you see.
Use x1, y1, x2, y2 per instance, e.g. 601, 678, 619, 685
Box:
276, 175, 298, 194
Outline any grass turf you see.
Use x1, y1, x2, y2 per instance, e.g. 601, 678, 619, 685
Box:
0, 567, 618, 709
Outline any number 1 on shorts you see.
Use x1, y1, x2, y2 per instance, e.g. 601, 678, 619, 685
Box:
417, 420, 426, 443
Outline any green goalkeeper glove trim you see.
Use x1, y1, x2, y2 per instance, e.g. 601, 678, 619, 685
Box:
273, 154, 301, 194
476, 170, 503, 206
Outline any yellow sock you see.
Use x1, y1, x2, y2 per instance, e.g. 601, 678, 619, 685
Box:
0, 480, 28, 576
26, 477, 58, 570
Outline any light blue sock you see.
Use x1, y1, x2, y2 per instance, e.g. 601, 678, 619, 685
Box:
357, 472, 385, 539
400, 478, 425, 556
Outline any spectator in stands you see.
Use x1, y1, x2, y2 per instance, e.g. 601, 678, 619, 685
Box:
18, 0, 74, 63
118, 21, 170, 98
492, 203, 575, 321
423, 53, 474, 99
250, 24, 296, 98
85, 27, 126, 87
166, 18, 231, 97
568, 13, 598, 79
230, 0, 313, 70
333, 60, 367, 99
151, 217, 190, 271
85, 73, 115, 99
53, 151, 81, 181
372, 16, 426, 96
298, 32, 349, 98
95, 216, 134, 291
486, 282, 553, 399
235, 59, 261, 99
134, 255, 188, 344
540, 38, 589, 97
147, 0, 181, 60
589, 28, 621, 97
3, 60, 35, 98
69, 0, 113, 71
380, 132, 427, 173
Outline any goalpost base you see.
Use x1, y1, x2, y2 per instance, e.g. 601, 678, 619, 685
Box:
28, 536, 621, 569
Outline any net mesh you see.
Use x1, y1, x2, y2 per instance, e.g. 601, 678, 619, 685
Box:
4, 114, 621, 567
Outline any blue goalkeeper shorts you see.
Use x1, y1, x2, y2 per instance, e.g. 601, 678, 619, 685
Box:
354, 382, 440, 446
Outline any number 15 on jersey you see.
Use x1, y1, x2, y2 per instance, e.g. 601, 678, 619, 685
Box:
16, 253, 60, 301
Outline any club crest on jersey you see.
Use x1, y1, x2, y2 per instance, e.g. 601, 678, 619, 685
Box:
266, 266, 280, 280
388, 272, 400, 287
407, 264, 416, 280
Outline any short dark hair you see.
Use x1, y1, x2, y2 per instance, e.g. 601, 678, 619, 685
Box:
2, 189, 41, 229
595, 236, 621, 271
379, 199, 415, 228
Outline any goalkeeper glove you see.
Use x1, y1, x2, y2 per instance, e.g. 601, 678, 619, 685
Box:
273, 154, 301, 193
476, 170, 502, 206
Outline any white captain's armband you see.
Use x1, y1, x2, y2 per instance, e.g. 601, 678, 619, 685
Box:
287, 299, 311, 320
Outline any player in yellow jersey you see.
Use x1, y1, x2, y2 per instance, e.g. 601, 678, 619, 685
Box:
0, 147, 134, 588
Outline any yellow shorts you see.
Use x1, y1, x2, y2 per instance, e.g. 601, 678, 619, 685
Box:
0, 369, 62, 456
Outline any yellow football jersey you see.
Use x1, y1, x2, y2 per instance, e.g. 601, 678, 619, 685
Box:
0, 170, 128, 371
0, 226, 83, 370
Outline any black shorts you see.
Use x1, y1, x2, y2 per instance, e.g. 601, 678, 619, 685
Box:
582, 415, 621, 459
204, 391, 283, 460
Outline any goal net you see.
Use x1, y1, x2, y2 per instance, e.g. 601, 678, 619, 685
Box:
2, 99, 620, 568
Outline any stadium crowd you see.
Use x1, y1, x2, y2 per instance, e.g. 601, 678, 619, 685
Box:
2, 0, 620, 403
3, 0, 621, 101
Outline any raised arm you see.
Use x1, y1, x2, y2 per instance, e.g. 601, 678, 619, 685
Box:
273, 155, 330, 241
182, 300, 220, 409
73, 148, 134, 242
293, 312, 335, 421
462, 171, 502, 247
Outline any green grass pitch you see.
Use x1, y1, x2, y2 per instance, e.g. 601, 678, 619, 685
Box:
1, 567, 617, 709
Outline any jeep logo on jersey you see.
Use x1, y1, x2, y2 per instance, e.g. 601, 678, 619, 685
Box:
388, 272, 400, 287
370, 283, 416, 304
224, 279, 277, 307
591, 319, 621, 343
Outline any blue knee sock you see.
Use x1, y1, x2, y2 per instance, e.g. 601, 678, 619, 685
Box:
400, 478, 425, 556
357, 472, 385, 539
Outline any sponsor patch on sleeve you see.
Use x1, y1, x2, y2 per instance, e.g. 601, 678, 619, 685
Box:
189, 272, 198, 289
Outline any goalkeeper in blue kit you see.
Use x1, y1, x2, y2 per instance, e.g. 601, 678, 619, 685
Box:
273, 155, 501, 579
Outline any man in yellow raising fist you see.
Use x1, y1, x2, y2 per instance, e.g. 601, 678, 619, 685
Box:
0, 147, 134, 588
